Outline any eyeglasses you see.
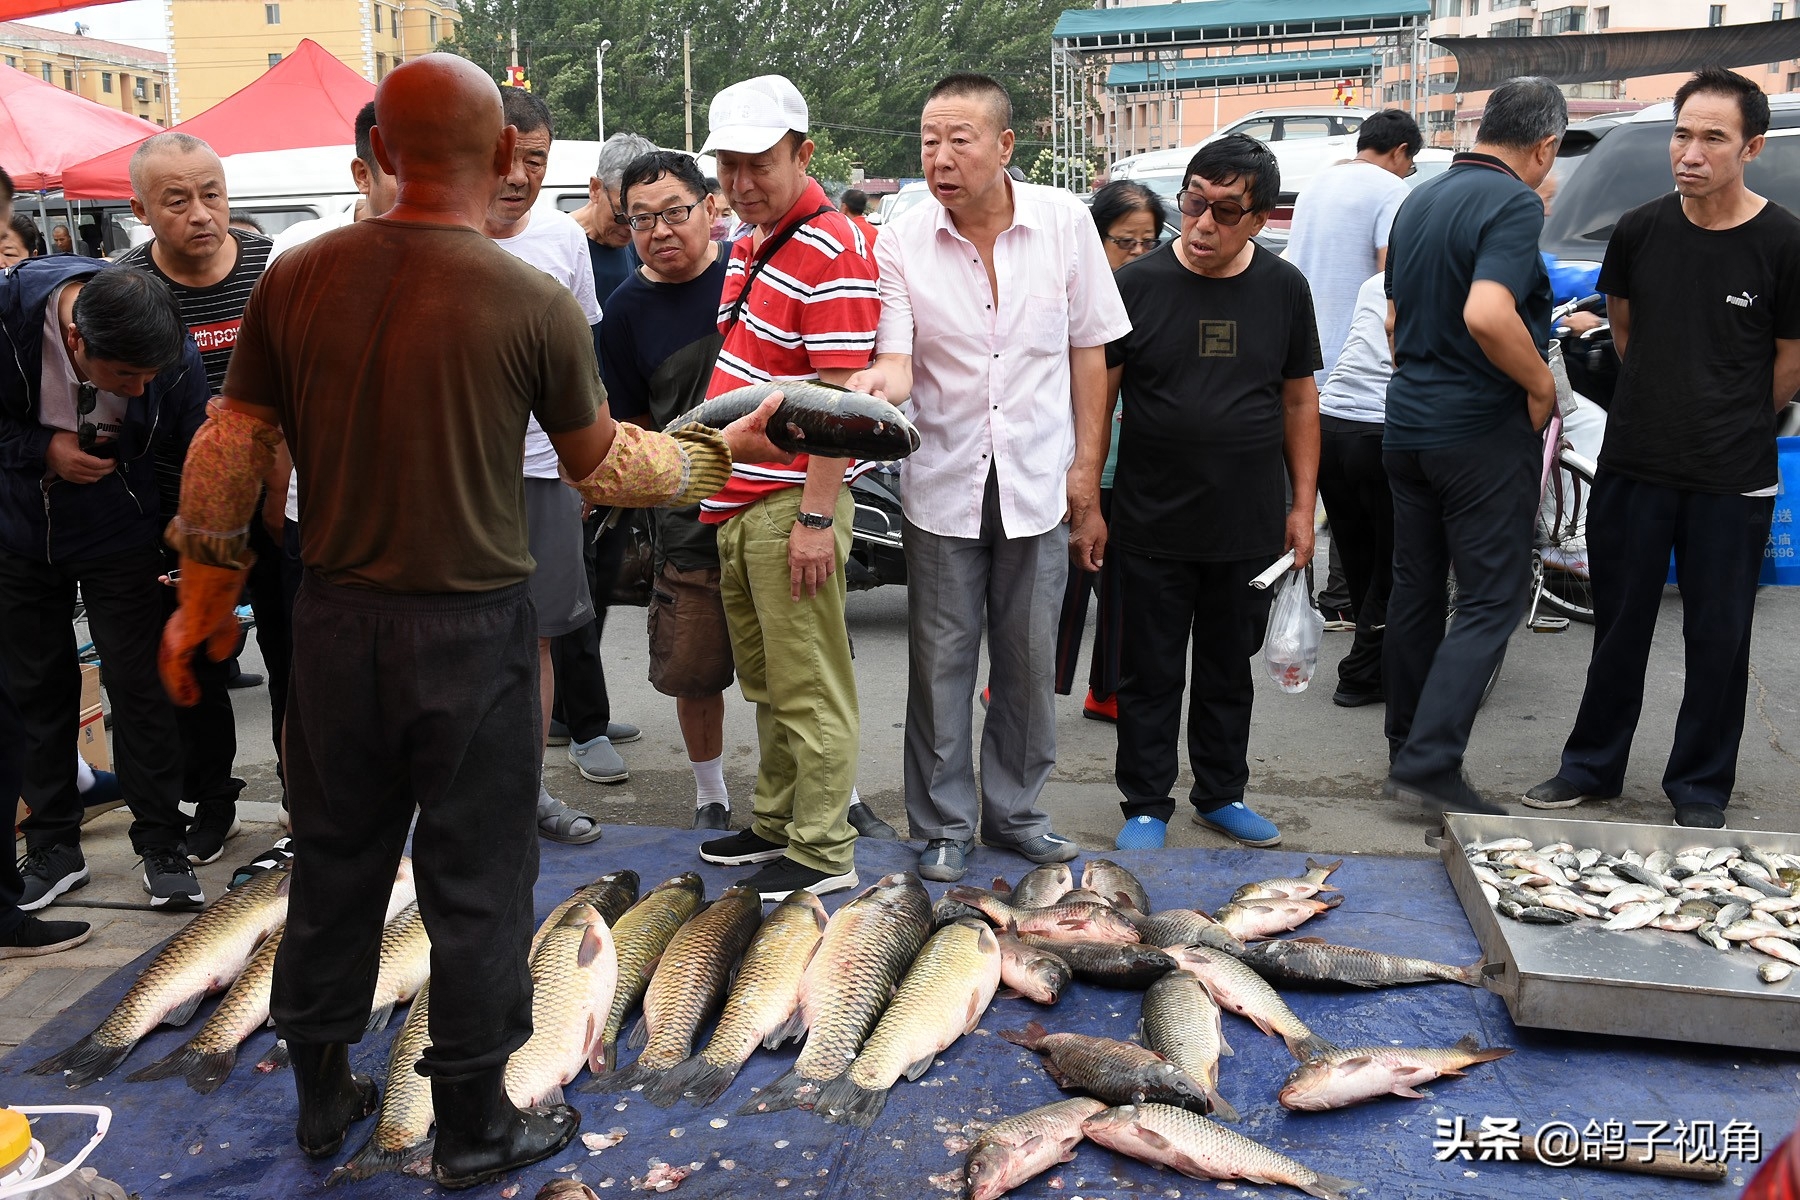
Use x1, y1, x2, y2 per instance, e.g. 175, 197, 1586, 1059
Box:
1175, 189, 1250, 227
76, 382, 99, 451
1405, 162, 1419, 178
625, 202, 703, 232
1106, 235, 1162, 252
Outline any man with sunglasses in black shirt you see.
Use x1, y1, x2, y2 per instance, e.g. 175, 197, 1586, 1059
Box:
1105, 134, 1321, 851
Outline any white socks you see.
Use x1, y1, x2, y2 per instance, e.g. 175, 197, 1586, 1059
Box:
693, 755, 728, 809
850, 786, 861, 808
74, 753, 95, 794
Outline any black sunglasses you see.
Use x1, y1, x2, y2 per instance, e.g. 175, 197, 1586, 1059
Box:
76, 382, 99, 451
1176, 189, 1250, 227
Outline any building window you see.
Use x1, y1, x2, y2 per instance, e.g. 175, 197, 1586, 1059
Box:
375, 5, 383, 31
5, 57, 15, 69
1790, 70, 1800, 89
1776, 2, 1785, 16
62, 68, 71, 88
1467, 0, 1479, 12
268, 52, 282, 67
101, 72, 112, 93
1433, 0, 1459, 17
1492, 16, 1534, 34
376, 53, 387, 79
265, 2, 280, 22
1710, 4, 1726, 23
429, 13, 439, 41
1541, 5, 1585, 32
1595, 4, 1609, 26
38, 62, 50, 82
154, 82, 161, 98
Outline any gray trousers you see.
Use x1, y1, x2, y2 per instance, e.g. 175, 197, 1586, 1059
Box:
903, 470, 1068, 844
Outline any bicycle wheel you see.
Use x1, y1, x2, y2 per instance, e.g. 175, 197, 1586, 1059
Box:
1536, 448, 1596, 623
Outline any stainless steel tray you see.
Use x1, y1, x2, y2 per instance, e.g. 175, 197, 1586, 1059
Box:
1437, 812, 1800, 1051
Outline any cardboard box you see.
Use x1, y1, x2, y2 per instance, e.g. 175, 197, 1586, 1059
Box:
16, 702, 118, 830
78, 662, 101, 713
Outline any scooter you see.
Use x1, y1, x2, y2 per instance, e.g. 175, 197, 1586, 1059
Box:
846, 463, 906, 590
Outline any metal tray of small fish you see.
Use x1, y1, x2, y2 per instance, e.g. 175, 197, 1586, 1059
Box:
1437, 812, 1800, 1051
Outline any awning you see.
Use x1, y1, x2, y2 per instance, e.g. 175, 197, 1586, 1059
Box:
0, 63, 154, 191
1107, 50, 1379, 94
60, 38, 372, 199
1433, 18, 1800, 92
1055, 0, 1428, 49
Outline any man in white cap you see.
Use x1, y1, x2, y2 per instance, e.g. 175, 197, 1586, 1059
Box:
691, 74, 882, 901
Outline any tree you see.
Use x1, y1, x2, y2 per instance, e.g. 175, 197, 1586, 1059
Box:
449, 0, 1071, 177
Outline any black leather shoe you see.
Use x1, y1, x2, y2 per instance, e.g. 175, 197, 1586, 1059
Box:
846, 802, 899, 840
431, 1066, 581, 1190
693, 803, 729, 830
288, 1041, 378, 1158
1331, 688, 1384, 708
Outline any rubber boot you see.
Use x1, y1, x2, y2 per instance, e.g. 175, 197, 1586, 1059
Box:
430, 1066, 581, 1190
288, 1041, 378, 1159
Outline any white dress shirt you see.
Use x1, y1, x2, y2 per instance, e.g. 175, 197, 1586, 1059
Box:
875, 179, 1131, 540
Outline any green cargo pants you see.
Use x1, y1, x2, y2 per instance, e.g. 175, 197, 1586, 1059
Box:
714, 485, 858, 875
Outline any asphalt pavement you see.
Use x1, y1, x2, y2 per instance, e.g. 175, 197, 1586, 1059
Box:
218, 555, 1800, 862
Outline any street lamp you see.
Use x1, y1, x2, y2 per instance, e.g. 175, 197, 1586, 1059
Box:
596, 39, 613, 141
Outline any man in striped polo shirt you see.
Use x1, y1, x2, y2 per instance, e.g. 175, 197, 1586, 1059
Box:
692, 75, 881, 900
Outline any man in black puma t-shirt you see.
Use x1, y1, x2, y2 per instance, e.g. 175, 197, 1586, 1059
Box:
1525, 69, 1800, 828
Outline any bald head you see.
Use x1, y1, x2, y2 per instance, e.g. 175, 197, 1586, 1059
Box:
128, 132, 219, 200
372, 54, 512, 196
127, 131, 232, 278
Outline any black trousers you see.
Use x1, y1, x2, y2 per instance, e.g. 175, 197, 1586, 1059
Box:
0, 543, 186, 854
247, 518, 292, 779
551, 510, 625, 741
1383, 414, 1539, 795
271, 574, 540, 1078
1054, 489, 1122, 698
0, 655, 28, 938
1115, 551, 1276, 822
1317, 417, 1391, 696
1558, 472, 1773, 811
150, 548, 243, 819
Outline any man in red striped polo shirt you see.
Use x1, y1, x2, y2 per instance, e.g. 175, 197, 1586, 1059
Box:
692, 75, 881, 900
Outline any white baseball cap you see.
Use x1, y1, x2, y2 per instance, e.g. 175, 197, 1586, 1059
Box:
701, 75, 809, 155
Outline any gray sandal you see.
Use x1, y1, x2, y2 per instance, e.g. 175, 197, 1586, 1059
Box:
537, 789, 603, 845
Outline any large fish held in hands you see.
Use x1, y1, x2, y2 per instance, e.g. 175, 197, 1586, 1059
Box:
738, 872, 932, 1115
331, 982, 435, 1184
965, 1097, 1107, 1200
603, 886, 765, 1096
590, 873, 706, 1077
504, 902, 619, 1107
816, 918, 1002, 1128
1278, 1034, 1514, 1111
646, 890, 828, 1108
1142, 970, 1238, 1122
1240, 937, 1484, 989
999, 1021, 1212, 1111
28, 865, 293, 1088
1083, 1103, 1356, 1200
666, 380, 920, 460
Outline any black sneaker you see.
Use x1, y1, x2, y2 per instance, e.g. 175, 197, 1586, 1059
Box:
18, 844, 88, 912
699, 828, 787, 866
1521, 776, 1602, 811
693, 803, 730, 831
1675, 803, 1727, 829
846, 802, 899, 841
1331, 688, 1384, 708
736, 857, 858, 902
1383, 775, 1506, 817
141, 847, 205, 910
229, 837, 294, 889
0, 915, 91, 959
186, 814, 243, 865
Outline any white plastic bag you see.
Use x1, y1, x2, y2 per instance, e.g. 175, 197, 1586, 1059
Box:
1261, 569, 1325, 694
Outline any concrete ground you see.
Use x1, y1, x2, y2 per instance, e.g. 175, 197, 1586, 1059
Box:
7, 557, 1799, 1060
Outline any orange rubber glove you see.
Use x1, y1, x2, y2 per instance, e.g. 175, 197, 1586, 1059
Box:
159, 559, 249, 707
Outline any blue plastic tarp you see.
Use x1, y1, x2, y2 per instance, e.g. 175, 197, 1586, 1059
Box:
2, 826, 1796, 1198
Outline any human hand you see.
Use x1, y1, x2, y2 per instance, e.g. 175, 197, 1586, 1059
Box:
159, 560, 246, 705
1284, 509, 1316, 570
788, 520, 838, 600
46, 432, 117, 484
1562, 310, 1604, 334
843, 367, 888, 402
720, 392, 795, 465
1068, 493, 1107, 573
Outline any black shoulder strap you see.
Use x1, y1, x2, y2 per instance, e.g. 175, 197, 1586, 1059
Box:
722, 204, 834, 333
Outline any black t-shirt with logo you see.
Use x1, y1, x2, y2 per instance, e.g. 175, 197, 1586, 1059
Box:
1106, 241, 1321, 562
1597, 192, 1800, 493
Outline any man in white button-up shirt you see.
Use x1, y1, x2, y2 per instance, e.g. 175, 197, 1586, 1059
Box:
849, 73, 1130, 883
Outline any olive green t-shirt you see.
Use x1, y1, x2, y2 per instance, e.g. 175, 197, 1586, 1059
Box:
225, 217, 601, 593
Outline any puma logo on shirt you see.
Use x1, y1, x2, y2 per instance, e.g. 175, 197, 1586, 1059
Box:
1726, 291, 1758, 308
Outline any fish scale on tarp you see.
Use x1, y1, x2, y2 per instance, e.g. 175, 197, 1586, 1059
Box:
1, 826, 1795, 1198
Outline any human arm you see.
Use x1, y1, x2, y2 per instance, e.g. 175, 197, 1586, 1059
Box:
1282, 377, 1321, 570
264, 444, 291, 540
1607, 295, 1630, 359
843, 352, 913, 404
1464, 281, 1556, 430
1774, 337, 1800, 412
1068, 343, 1111, 571
786, 366, 859, 600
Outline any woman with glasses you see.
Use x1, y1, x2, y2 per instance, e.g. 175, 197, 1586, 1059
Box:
1054, 180, 1165, 726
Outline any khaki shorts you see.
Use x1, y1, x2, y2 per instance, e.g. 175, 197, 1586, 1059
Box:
648, 560, 734, 698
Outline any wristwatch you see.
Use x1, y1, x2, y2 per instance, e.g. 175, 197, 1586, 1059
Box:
795, 511, 835, 530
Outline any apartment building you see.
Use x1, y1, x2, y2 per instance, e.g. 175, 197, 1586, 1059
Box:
164, 0, 460, 121
0, 21, 172, 126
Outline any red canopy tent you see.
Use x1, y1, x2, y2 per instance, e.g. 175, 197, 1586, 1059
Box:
60, 38, 373, 199
0, 62, 153, 191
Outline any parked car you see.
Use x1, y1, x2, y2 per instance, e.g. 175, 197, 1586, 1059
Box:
1110, 106, 1377, 197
